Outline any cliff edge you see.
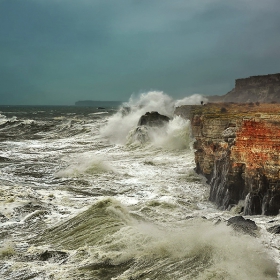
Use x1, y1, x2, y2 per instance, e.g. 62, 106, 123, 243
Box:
175, 103, 280, 215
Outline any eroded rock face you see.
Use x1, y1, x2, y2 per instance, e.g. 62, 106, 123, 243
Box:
175, 103, 280, 215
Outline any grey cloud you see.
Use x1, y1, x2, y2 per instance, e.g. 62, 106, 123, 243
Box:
0, 0, 279, 105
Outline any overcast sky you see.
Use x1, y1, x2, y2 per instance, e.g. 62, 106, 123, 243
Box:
1, 0, 280, 105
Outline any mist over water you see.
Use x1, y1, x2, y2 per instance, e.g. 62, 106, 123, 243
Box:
0, 94, 279, 279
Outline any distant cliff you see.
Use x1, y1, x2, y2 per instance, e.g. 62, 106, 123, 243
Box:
208, 73, 280, 103
75, 100, 122, 107
175, 103, 280, 215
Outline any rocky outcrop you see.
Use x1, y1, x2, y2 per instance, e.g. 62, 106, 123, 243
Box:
127, 112, 170, 144
208, 73, 280, 103
227, 216, 258, 236
175, 103, 280, 215
138, 111, 170, 127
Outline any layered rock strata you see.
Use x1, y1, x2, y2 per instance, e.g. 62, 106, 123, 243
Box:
175, 103, 280, 215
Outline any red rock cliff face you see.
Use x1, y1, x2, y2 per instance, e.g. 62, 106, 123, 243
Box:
175, 103, 280, 215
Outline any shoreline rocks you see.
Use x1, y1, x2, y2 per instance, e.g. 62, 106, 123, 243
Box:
138, 111, 170, 127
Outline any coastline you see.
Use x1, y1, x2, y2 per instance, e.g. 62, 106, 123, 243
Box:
175, 102, 280, 215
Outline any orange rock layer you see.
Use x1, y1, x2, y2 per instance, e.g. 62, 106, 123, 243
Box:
175, 103, 280, 215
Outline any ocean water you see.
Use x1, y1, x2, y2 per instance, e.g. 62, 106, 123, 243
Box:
0, 92, 279, 280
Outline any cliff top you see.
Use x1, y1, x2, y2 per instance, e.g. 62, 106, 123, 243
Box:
175, 102, 280, 120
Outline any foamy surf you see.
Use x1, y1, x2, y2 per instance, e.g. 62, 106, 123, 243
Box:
0, 94, 279, 279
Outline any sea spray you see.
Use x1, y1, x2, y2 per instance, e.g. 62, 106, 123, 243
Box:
175, 93, 208, 107
126, 116, 191, 150
1, 104, 279, 280
38, 198, 134, 250
55, 153, 116, 177
150, 116, 191, 150
101, 91, 197, 148
0, 240, 15, 259
100, 91, 175, 144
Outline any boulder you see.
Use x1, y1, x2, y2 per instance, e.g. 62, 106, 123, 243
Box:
227, 216, 258, 236
138, 112, 170, 127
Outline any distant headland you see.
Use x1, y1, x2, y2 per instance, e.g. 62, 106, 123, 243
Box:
75, 100, 123, 108
208, 73, 280, 103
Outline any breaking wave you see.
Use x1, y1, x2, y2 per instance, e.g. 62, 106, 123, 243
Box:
37, 198, 277, 280
100, 91, 203, 148
55, 154, 116, 177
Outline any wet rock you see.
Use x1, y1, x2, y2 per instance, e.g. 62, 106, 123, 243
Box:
227, 216, 258, 236
13, 202, 46, 213
138, 111, 170, 127
20, 250, 69, 263
267, 225, 280, 234
0, 156, 10, 162
185, 216, 194, 220
12, 202, 49, 222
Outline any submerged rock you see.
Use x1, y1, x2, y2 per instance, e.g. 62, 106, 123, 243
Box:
267, 225, 280, 234
138, 111, 170, 127
38, 250, 68, 262
0, 156, 10, 162
0, 213, 8, 223
20, 250, 69, 263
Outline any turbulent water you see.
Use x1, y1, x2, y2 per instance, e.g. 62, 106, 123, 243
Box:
0, 92, 279, 280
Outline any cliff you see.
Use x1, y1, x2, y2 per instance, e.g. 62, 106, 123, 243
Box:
175, 103, 280, 215
208, 73, 280, 103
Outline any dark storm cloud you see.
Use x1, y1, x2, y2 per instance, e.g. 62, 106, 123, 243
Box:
0, 0, 280, 105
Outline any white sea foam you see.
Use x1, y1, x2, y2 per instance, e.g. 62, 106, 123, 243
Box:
100, 91, 174, 144
82, 210, 277, 280
150, 116, 191, 150
55, 154, 116, 177
2, 104, 279, 279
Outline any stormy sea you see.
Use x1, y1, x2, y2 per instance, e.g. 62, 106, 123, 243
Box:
0, 92, 279, 280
